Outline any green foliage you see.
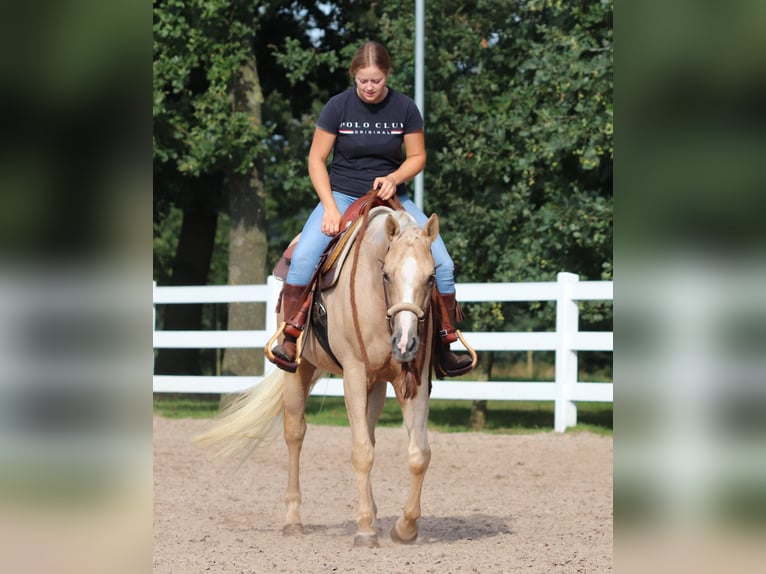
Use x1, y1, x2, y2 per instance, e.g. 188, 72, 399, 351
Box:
273, 37, 341, 85
153, 0, 613, 334
153, 0, 270, 181
368, 0, 613, 332
418, 0, 613, 286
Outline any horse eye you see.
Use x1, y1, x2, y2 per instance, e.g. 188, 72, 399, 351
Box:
382, 272, 390, 283
427, 274, 435, 285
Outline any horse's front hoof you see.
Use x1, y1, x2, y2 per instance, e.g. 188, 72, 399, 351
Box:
353, 532, 380, 548
282, 523, 304, 536
390, 525, 418, 545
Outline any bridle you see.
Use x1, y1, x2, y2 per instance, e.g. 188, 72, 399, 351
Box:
378, 251, 434, 400
348, 190, 433, 386
382, 270, 432, 334
386, 301, 426, 325
343, 189, 472, 396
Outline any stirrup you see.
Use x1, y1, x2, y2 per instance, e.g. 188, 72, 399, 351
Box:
265, 323, 305, 373
434, 330, 478, 378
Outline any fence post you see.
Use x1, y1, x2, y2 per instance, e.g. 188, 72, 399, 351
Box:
264, 275, 281, 375
554, 272, 579, 432
153, 280, 157, 370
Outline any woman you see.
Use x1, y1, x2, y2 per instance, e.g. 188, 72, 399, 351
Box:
271, 41, 471, 375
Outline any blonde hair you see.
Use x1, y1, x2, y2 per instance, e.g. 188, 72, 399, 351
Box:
349, 41, 392, 77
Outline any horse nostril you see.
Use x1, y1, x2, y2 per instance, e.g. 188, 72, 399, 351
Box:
408, 337, 418, 353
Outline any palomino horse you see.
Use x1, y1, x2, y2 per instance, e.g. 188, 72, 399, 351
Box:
197, 208, 439, 547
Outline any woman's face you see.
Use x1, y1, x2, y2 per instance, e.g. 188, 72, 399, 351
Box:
354, 66, 388, 104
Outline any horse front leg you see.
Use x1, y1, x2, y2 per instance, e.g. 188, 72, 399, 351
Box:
366, 381, 387, 446
391, 383, 431, 544
365, 381, 388, 533
344, 367, 379, 547
282, 365, 315, 536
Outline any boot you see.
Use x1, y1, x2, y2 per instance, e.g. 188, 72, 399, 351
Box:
436, 292, 474, 376
271, 283, 309, 371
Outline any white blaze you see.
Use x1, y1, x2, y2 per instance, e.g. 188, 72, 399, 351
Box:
396, 257, 418, 354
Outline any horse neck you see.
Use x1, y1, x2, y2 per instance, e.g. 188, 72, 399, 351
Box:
328, 215, 389, 314
360, 216, 394, 273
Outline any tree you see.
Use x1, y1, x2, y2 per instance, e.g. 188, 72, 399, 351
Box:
393, 0, 612, 329
153, 0, 382, 374
153, 0, 269, 374
371, 1, 613, 387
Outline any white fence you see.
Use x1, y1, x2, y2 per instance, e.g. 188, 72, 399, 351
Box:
153, 272, 613, 431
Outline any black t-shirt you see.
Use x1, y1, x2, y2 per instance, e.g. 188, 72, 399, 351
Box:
316, 87, 424, 198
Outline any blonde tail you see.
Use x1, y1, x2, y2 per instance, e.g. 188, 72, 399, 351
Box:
194, 369, 285, 458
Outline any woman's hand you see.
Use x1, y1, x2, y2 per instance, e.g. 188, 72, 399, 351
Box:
321, 205, 342, 236
373, 175, 398, 200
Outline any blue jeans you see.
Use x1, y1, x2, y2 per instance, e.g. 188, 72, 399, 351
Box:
285, 192, 456, 294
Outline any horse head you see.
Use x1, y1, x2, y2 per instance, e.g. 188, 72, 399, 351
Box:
382, 212, 439, 363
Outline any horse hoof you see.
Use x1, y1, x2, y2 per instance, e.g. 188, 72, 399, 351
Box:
390, 526, 418, 545
282, 523, 304, 536
353, 533, 380, 548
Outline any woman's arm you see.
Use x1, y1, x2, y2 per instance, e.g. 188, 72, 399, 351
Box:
373, 129, 427, 200
308, 127, 343, 236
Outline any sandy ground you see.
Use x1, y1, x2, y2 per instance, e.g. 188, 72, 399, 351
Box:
154, 416, 612, 573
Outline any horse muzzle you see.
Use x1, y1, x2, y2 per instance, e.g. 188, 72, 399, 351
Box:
387, 302, 426, 363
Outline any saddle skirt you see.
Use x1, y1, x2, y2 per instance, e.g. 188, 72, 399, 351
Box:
273, 206, 395, 290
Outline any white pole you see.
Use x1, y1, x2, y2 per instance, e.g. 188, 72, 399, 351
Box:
554, 272, 580, 432
414, 0, 425, 210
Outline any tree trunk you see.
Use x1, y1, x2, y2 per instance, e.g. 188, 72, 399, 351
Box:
155, 180, 219, 375
470, 400, 488, 430
221, 57, 268, 377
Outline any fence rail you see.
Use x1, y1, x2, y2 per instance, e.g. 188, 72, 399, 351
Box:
153, 272, 613, 431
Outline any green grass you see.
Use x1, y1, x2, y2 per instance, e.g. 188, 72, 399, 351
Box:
153, 394, 221, 419
305, 396, 612, 435
154, 394, 612, 435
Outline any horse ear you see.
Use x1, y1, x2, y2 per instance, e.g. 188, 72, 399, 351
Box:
424, 214, 439, 243
385, 214, 400, 241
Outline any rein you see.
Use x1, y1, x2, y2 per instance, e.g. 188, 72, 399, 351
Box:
349, 191, 392, 379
